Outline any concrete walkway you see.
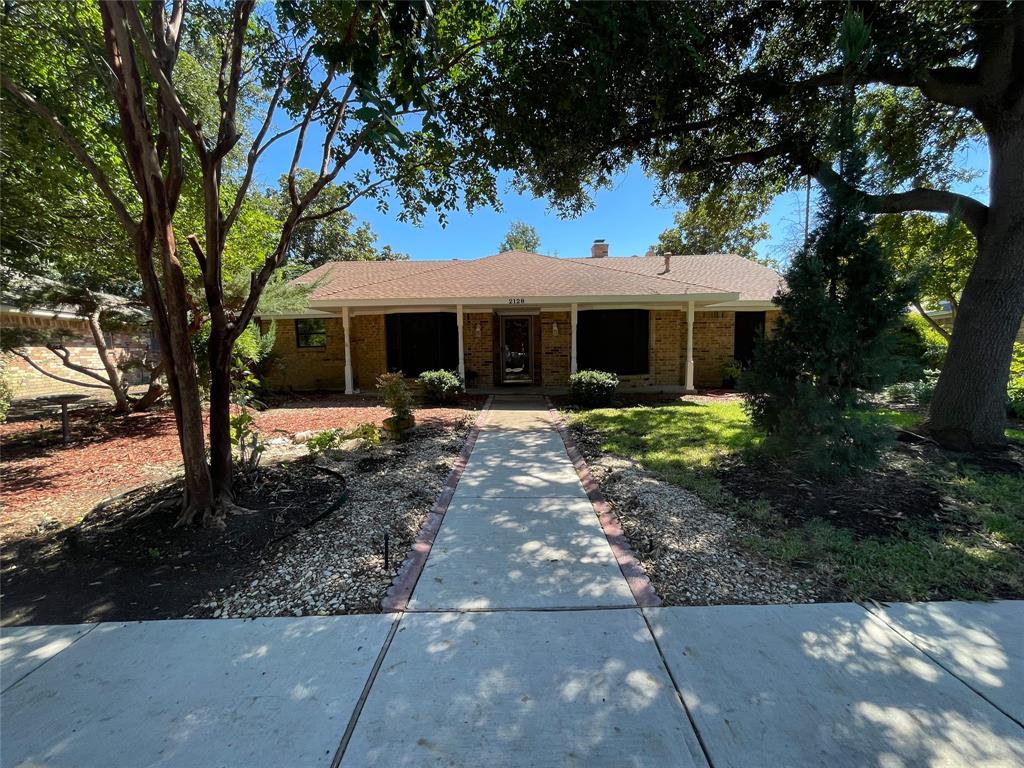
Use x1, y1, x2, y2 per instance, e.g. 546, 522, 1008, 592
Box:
3, 398, 1023, 767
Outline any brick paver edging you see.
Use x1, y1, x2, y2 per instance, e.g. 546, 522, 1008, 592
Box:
381, 396, 493, 612
546, 399, 662, 608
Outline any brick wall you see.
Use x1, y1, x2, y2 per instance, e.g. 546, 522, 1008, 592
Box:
2, 312, 151, 399
540, 311, 570, 387
263, 317, 346, 391
351, 314, 386, 390
464, 312, 494, 388
651, 310, 682, 386
681, 311, 736, 387
765, 309, 782, 339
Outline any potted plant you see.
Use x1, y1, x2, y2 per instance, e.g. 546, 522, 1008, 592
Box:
377, 372, 415, 440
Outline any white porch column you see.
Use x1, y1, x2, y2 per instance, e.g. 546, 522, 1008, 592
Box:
342, 306, 354, 395
456, 304, 465, 381
685, 300, 695, 391
570, 303, 578, 374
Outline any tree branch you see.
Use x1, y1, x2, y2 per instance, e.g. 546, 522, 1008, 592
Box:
1, 76, 136, 231
9, 351, 111, 390
912, 299, 953, 341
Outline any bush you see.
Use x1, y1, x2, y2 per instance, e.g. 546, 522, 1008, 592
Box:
417, 369, 464, 404
903, 313, 949, 370
568, 370, 619, 407
377, 371, 413, 421
1008, 343, 1024, 418
0, 357, 16, 422
306, 423, 381, 454
883, 369, 939, 406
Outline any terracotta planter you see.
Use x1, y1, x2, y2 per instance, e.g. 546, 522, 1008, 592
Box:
383, 414, 415, 441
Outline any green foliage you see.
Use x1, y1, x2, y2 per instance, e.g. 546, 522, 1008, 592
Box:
742, 64, 914, 475
902, 313, 949, 370
229, 408, 265, 481
657, 186, 775, 266
0, 357, 17, 422
1008, 343, 1024, 419
377, 372, 413, 423
498, 221, 541, 253
272, 170, 409, 271
306, 423, 382, 454
417, 369, 464, 405
568, 370, 620, 408
883, 369, 940, 406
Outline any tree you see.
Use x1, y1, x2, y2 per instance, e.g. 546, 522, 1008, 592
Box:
742, 11, 914, 473
499, 220, 541, 252
273, 170, 408, 271
873, 213, 975, 340
3, 0, 498, 526
656, 186, 774, 266
449, 1, 1023, 448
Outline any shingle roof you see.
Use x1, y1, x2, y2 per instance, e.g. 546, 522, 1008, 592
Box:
299, 251, 781, 304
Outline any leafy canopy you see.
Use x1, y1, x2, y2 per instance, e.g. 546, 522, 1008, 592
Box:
499, 220, 541, 253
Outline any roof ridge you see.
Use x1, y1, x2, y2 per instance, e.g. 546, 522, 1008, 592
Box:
565, 254, 735, 294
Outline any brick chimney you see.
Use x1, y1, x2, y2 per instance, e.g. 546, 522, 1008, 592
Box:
591, 239, 608, 258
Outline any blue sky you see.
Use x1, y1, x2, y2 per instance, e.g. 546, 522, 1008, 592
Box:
261, 127, 990, 267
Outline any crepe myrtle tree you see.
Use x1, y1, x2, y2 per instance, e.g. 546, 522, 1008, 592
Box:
2, 0, 498, 526
448, 1, 1024, 448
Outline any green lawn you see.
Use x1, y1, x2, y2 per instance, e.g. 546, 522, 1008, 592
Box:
570, 399, 1024, 602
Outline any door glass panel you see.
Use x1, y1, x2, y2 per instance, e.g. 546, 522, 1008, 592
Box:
502, 317, 532, 383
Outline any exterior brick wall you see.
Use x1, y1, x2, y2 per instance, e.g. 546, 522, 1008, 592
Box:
651, 310, 682, 386
764, 309, 782, 339
262, 317, 345, 391
351, 314, 386, 390
2, 311, 151, 399
681, 311, 736, 388
464, 312, 495, 388
540, 311, 570, 387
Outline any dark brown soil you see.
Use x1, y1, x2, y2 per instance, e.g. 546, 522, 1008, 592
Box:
0, 458, 346, 626
718, 443, 968, 539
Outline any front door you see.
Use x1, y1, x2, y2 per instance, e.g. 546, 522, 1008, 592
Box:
500, 316, 533, 384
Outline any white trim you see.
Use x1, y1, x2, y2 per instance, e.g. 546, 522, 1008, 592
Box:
310, 292, 739, 309
456, 304, 465, 381
685, 301, 695, 392
703, 300, 779, 311
342, 307, 354, 395
1, 304, 86, 321
570, 303, 578, 375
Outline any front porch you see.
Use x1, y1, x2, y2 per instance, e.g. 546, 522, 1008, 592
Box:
261, 300, 779, 395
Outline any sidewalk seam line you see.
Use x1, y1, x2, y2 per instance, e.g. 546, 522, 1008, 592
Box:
859, 602, 1024, 730
1, 622, 100, 695
329, 614, 403, 768
640, 609, 717, 768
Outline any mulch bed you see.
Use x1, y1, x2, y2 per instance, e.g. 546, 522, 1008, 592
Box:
1, 393, 484, 542
717, 439, 1021, 540
1, 457, 342, 626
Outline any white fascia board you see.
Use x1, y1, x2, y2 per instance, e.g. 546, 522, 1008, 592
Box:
703, 300, 780, 311
254, 309, 339, 320
310, 292, 740, 310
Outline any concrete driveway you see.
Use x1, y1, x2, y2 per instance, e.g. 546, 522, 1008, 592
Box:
3, 397, 1022, 766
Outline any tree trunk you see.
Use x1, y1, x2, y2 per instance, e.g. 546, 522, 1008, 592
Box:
208, 328, 234, 504
927, 124, 1024, 448
85, 310, 131, 414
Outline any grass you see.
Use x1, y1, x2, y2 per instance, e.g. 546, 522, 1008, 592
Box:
570, 398, 1024, 602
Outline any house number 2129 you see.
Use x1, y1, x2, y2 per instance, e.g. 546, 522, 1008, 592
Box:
507, 298, 526, 304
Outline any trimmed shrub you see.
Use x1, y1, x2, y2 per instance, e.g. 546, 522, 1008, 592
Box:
417, 369, 464, 404
568, 369, 619, 407
377, 372, 413, 422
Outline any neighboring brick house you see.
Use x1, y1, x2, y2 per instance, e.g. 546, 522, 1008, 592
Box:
1, 306, 153, 399
259, 242, 783, 392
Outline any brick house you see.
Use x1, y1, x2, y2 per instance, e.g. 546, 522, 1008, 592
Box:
1, 306, 153, 400
259, 243, 783, 393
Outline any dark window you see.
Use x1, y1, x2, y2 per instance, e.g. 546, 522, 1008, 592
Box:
295, 319, 327, 348
733, 312, 766, 367
386, 312, 458, 377
577, 309, 650, 375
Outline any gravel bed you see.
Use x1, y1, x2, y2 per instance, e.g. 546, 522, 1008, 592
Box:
569, 423, 825, 605
193, 418, 472, 618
